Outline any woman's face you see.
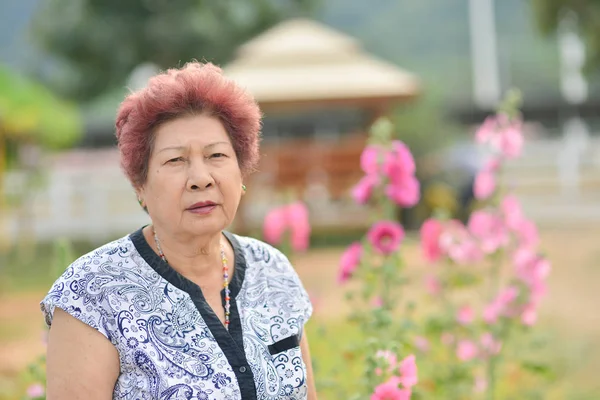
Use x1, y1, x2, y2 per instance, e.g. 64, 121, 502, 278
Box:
138, 113, 243, 239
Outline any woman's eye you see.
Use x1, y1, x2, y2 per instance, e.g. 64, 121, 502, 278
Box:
210, 153, 226, 159
167, 157, 184, 163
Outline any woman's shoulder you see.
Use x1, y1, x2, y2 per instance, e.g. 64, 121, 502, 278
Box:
70, 234, 138, 271
229, 233, 291, 271
40, 232, 155, 339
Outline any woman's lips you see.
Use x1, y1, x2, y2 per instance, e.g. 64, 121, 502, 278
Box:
187, 204, 217, 215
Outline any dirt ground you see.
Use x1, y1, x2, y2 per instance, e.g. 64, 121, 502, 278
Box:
1, 226, 599, 396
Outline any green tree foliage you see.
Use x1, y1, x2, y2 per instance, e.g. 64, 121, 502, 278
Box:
29, 0, 318, 101
532, 0, 600, 71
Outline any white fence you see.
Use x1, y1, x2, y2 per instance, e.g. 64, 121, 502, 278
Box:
4, 136, 600, 244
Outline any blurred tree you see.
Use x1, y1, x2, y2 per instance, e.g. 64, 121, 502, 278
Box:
29, 0, 318, 101
0, 64, 81, 252
532, 0, 600, 71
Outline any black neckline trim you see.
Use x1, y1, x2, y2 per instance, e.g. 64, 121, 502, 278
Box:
129, 227, 257, 400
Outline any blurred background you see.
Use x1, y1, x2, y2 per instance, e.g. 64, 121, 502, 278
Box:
1, 0, 599, 398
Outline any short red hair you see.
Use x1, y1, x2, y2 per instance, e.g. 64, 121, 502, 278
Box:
115, 61, 262, 187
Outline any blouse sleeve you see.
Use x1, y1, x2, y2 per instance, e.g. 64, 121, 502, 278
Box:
270, 247, 313, 328
40, 259, 115, 342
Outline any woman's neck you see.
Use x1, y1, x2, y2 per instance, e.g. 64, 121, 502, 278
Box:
144, 225, 222, 278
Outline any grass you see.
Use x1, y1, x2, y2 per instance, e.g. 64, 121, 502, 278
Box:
1, 226, 600, 399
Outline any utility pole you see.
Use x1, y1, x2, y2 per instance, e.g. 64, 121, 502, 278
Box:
468, 0, 501, 109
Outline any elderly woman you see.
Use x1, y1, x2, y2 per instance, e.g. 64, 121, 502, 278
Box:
41, 62, 317, 400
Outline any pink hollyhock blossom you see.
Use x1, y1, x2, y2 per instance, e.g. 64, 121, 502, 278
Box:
439, 220, 483, 264
501, 194, 524, 230
475, 116, 497, 144
468, 210, 509, 254
480, 333, 502, 356
371, 296, 384, 308
475, 114, 524, 159
483, 286, 519, 324
474, 170, 496, 200
515, 218, 539, 249
375, 350, 398, 374
263, 207, 288, 245
414, 336, 430, 353
457, 340, 478, 361
263, 202, 311, 251
529, 279, 547, 305
367, 221, 405, 255
287, 202, 311, 252
384, 140, 416, 177
420, 219, 444, 262
425, 275, 442, 296
385, 176, 420, 207
521, 303, 538, 326
483, 156, 501, 173
352, 174, 380, 205
457, 305, 475, 325
474, 375, 488, 393
500, 124, 524, 159
397, 354, 418, 388
361, 145, 385, 175
441, 332, 455, 346
371, 379, 412, 400
338, 242, 362, 283
26, 383, 45, 398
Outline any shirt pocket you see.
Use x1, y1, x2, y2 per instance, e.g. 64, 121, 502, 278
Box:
269, 334, 308, 398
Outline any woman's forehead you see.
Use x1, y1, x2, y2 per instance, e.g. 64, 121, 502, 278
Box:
153, 114, 232, 149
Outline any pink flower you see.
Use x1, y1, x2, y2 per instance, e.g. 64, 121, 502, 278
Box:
384, 140, 416, 177
457, 340, 478, 361
26, 383, 45, 398
474, 375, 488, 393
501, 194, 524, 230
439, 220, 483, 264
371, 296, 384, 308
367, 221, 405, 255
287, 202, 311, 252
425, 275, 442, 296
361, 145, 386, 175
385, 176, 420, 207
457, 305, 474, 325
474, 170, 496, 200
521, 303, 538, 326
500, 124, 524, 159
475, 116, 497, 144
420, 219, 443, 262
263, 207, 288, 245
414, 336, 430, 353
441, 332, 455, 346
483, 156, 501, 173
371, 379, 412, 400
475, 114, 524, 159
352, 174, 380, 205
468, 210, 509, 254
397, 354, 418, 388
263, 202, 311, 251
480, 333, 502, 356
338, 242, 362, 283
375, 350, 398, 370
515, 218, 539, 249
484, 286, 519, 324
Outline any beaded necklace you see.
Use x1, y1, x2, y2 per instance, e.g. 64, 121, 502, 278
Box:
153, 227, 231, 330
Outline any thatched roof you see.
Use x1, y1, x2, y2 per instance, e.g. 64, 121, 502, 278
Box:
224, 19, 420, 108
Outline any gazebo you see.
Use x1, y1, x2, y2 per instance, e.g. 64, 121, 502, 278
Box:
223, 19, 420, 228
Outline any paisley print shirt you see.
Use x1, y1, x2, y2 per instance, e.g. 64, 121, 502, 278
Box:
40, 228, 313, 400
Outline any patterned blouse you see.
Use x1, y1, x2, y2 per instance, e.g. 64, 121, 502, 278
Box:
40, 227, 313, 400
